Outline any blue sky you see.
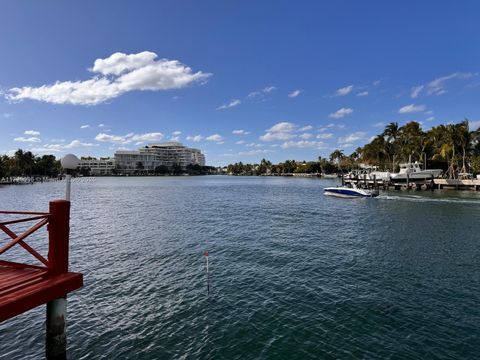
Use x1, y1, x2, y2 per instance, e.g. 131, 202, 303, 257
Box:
1, 1, 479, 166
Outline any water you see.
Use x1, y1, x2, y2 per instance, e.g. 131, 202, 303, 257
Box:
1, 176, 480, 359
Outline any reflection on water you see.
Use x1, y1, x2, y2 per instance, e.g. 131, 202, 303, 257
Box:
1, 177, 480, 359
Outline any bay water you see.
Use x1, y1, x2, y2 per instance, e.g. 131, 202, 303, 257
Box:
1, 176, 479, 359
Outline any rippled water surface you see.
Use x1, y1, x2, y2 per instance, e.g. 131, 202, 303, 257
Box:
1, 176, 480, 359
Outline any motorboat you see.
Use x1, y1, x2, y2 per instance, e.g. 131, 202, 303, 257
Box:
390, 162, 442, 183
324, 183, 379, 198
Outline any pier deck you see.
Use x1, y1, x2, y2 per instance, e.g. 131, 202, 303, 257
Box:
0, 261, 82, 322
0, 201, 83, 324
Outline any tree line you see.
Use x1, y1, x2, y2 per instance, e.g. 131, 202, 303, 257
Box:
226, 120, 480, 178
0, 149, 61, 179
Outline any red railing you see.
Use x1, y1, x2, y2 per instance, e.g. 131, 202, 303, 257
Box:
0, 200, 71, 273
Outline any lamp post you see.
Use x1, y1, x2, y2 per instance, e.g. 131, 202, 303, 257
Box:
60, 154, 80, 201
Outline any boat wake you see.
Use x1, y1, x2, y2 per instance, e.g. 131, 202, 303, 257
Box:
378, 194, 480, 205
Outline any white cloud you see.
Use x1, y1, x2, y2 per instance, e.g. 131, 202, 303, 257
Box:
217, 99, 241, 110
469, 120, 480, 131
329, 107, 353, 118
235, 140, 245, 145
299, 125, 313, 131
80, 124, 90, 129
206, 134, 224, 142
24, 130, 40, 136
246, 142, 262, 148
98, 123, 105, 127
31, 140, 95, 154
232, 129, 250, 135
170, 136, 180, 141
172, 130, 182, 136
426, 116, 435, 122
356, 91, 368, 97
238, 149, 273, 156
335, 85, 354, 96
6, 51, 211, 105
280, 140, 327, 149
410, 72, 477, 98
288, 89, 301, 98
14, 136, 41, 143
94, 132, 163, 144
186, 135, 203, 142
398, 104, 426, 114
247, 85, 276, 99
316, 133, 333, 139
299, 133, 313, 139
410, 85, 424, 98
372, 122, 385, 128
259, 122, 297, 141
338, 131, 367, 144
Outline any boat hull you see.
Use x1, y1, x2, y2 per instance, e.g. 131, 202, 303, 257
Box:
324, 187, 378, 198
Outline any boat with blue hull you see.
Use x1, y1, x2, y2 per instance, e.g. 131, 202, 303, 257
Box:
324, 184, 379, 198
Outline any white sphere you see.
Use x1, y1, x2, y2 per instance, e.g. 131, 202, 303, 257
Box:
61, 154, 80, 170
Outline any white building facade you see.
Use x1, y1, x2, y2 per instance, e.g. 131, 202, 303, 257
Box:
114, 142, 206, 174
78, 158, 116, 175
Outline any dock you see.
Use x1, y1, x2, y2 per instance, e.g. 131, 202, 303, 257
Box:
343, 175, 480, 191
0, 200, 83, 359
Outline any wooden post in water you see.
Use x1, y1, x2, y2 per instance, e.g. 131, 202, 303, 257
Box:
46, 200, 70, 360
406, 173, 410, 190
363, 174, 367, 188
341, 174, 344, 186
373, 174, 377, 190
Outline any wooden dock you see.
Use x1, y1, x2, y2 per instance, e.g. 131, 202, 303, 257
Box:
0, 200, 83, 358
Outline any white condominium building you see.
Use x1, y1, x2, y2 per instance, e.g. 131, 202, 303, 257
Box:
78, 158, 116, 175
114, 142, 206, 174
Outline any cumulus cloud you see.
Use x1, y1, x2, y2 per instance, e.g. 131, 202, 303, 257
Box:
259, 122, 297, 141
299, 133, 313, 139
80, 124, 90, 129
299, 125, 313, 131
335, 85, 354, 96
172, 130, 182, 136
398, 104, 426, 114
329, 107, 353, 118
186, 135, 203, 142
235, 140, 245, 145
95, 132, 164, 144
288, 89, 301, 98
217, 99, 241, 110
356, 91, 369, 97
206, 134, 224, 142
316, 133, 333, 139
31, 140, 95, 154
238, 149, 273, 156
280, 140, 327, 149
6, 51, 211, 105
24, 130, 40, 136
232, 129, 250, 135
338, 131, 367, 144
14, 136, 41, 143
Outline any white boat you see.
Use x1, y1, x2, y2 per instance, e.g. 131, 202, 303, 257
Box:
390, 162, 442, 183
324, 183, 379, 198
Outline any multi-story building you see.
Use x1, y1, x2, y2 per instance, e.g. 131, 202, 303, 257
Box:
114, 142, 206, 174
78, 158, 116, 175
